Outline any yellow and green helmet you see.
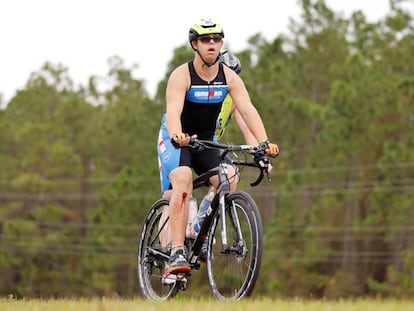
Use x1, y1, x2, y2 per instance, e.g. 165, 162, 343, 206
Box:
188, 18, 224, 46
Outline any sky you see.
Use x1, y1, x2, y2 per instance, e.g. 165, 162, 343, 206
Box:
0, 0, 393, 104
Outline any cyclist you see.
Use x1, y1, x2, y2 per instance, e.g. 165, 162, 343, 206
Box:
159, 50, 256, 198
157, 18, 279, 283
158, 51, 257, 279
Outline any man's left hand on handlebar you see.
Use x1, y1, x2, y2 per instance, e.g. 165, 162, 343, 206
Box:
259, 139, 279, 157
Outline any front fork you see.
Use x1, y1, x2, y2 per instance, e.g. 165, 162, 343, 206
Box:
218, 194, 228, 247
216, 162, 245, 254
218, 194, 244, 254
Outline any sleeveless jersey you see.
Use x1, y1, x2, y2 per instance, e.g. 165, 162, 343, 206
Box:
181, 61, 229, 140
157, 61, 229, 194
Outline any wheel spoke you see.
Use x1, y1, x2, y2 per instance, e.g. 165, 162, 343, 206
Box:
206, 192, 263, 300
137, 200, 180, 300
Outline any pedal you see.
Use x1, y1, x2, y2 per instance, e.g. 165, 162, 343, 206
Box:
176, 273, 188, 290
162, 271, 186, 286
176, 273, 188, 282
162, 270, 191, 287
177, 273, 188, 289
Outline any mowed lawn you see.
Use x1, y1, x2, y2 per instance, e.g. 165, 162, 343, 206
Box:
1, 298, 414, 311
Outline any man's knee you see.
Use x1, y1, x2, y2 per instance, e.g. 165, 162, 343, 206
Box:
170, 167, 193, 188
163, 189, 173, 199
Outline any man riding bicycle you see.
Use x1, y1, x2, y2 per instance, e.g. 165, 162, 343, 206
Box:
157, 18, 279, 284
158, 50, 259, 277
159, 50, 257, 196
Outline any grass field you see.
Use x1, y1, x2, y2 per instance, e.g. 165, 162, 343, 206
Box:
1, 297, 414, 311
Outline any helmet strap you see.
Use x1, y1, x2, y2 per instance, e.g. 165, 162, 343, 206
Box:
196, 50, 219, 67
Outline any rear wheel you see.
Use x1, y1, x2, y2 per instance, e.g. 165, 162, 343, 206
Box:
206, 191, 263, 300
137, 199, 182, 300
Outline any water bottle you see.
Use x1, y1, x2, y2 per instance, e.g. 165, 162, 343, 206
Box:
190, 191, 214, 237
186, 197, 198, 238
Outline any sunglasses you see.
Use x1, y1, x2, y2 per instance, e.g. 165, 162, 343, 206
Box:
198, 35, 223, 43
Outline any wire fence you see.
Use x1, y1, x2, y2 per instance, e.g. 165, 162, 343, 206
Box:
1, 161, 413, 265
1, 219, 413, 264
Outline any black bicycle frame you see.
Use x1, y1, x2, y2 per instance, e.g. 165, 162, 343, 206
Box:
187, 158, 234, 266
164, 139, 272, 267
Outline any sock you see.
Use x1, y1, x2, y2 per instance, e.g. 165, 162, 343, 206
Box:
171, 245, 185, 256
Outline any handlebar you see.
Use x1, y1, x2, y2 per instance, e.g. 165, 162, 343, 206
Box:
187, 138, 275, 187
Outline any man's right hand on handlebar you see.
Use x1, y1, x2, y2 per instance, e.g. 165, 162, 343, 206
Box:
170, 132, 190, 148
170, 133, 197, 148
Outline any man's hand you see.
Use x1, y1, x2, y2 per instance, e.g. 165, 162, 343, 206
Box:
259, 140, 279, 156
267, 142, 279, 156
259, 158, 273, 174
170, 132, 191, 148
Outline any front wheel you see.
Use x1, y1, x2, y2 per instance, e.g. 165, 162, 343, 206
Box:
206, 191, 263, 300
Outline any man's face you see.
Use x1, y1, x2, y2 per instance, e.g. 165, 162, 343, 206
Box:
194, 34, 223, 61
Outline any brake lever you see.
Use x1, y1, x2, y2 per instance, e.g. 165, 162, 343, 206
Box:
250, 170, 264, 187
250, 154, 273, 186
265, 169, 272, 182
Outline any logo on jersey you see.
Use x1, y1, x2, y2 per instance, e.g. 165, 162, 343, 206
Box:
194, 89, 223, 98
186, 85, 228, 104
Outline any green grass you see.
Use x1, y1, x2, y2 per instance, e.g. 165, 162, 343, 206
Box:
1, 298, 414, 311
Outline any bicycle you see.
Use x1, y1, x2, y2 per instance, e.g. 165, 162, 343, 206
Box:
137, 139, 275, 301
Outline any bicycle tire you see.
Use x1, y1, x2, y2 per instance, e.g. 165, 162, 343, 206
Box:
137, 198, 182, 300
206, 191, 263, 300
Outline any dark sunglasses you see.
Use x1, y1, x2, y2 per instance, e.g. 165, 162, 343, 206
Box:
198, 35, 223, 43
